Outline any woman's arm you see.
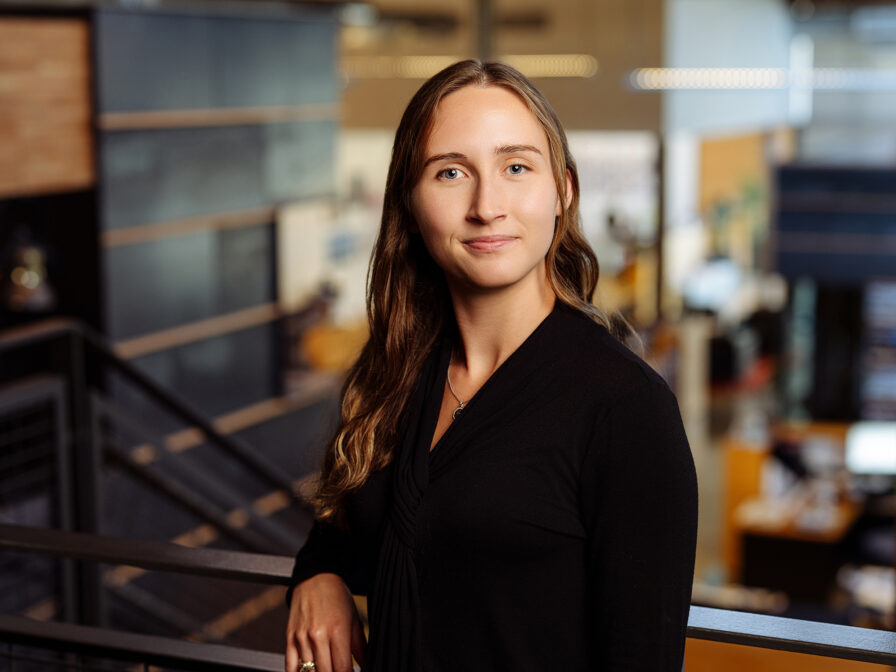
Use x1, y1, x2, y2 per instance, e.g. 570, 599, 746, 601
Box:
580, 380, 698, 670
287, 520, 354, 602
285, 521, 367, 672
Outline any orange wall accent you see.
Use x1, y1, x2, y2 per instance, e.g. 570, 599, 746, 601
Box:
699, 132, 767, 215
687, 638, 892, 672
722, 438, 767, 581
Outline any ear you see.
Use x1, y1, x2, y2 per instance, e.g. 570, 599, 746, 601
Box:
556, 169, 573, 216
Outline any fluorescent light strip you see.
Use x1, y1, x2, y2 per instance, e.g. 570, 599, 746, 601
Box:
343, 54, 599, 79
502, 54, 599, 78
630, 68, 789, 90
629, 67, 896, 91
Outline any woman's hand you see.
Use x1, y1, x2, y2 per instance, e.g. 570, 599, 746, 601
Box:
285, 572, 367, 672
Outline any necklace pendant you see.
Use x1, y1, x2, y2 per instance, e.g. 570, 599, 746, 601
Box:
452, 402, 465, 420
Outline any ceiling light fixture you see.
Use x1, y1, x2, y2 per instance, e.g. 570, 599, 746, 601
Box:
628, 67, 896, 91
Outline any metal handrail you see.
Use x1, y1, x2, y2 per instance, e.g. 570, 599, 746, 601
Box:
104, 437, 286, 554
0, 613, 283, 672
689, 606, 896, 665
0, 318, 299, 498
0, 523, 293, 585
95, 390, 300, 553
2, 523, 896, 665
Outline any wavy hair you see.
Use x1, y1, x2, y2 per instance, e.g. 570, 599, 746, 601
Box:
313, 59, 634, 522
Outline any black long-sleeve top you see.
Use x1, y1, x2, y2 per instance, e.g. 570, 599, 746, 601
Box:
290, 301, 698, 671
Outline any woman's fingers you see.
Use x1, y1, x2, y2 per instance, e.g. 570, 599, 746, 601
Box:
285, 574, 361, 672
350, 611, 367, 669
309, 629, 334, 672
285, 632, 300, 672
286, 598, 305, 672
287, 630, 322, 672
330, 632, 355, 672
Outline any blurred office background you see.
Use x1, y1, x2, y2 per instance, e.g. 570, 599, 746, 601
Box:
0, 0, 894, 669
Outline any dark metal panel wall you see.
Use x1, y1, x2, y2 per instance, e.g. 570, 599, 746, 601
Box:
95, 11, 337, 112
99, 121, 335, 231
775, 166, 896, 284
93, 6, 338, 422
104, 225, 274, 340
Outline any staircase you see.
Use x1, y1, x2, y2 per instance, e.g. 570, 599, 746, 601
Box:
0, 318, 340, 650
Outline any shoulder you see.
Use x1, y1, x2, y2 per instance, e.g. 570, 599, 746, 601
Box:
545, 302, 672, 408
561, 307, 694, 492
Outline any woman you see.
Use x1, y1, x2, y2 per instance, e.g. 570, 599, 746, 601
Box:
285, 60, 697, 672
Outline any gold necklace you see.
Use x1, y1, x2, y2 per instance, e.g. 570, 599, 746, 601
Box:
445, 365, 467, 420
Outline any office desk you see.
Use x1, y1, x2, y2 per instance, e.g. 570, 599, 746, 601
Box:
735, 496, 862, 544
734, 495, 862, 601
722, 423, 855, 584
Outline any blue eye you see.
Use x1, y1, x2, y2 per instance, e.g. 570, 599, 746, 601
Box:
508, 164, 527, 175
438, 168, 461, 180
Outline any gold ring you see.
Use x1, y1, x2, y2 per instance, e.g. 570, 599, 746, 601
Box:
300, 662, 316, 672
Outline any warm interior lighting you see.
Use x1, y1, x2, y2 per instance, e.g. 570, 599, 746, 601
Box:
501, 54, 598, 79
629, 67, 789, 90
629, 67, 896, 91
343, 54, 599, 79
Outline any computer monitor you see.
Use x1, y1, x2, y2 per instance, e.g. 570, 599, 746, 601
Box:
845, 422, 896, 476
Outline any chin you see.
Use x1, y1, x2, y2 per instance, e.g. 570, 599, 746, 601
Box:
460, 274, 535, 294
447, 259, 546, 295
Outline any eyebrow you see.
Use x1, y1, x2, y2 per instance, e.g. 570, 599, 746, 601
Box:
422, 144, 543, 168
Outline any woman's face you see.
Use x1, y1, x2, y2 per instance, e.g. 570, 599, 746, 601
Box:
410, 85, 566, 298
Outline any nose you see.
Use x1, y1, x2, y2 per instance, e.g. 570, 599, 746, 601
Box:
466, 174, 506, 226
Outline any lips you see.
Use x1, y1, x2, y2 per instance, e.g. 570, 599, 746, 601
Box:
462, 235, 518, 252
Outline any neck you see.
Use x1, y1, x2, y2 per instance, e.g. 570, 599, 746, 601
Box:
448, 277, 556, 381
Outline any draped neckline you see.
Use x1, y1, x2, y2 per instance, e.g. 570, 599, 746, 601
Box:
426, 299, 565, 467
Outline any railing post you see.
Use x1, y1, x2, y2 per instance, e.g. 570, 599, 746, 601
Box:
64, 330, 105, 627
51, 376, 78, 625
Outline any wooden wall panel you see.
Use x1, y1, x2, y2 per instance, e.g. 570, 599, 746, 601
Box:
0, 18, 94, 198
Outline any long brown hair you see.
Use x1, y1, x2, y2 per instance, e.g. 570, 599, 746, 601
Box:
313, 59, 632, 522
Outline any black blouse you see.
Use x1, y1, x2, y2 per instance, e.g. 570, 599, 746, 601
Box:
289, 302, 698, 671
